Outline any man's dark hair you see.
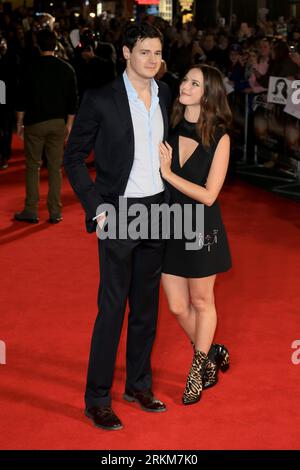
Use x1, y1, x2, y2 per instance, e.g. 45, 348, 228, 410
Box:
122, 22, 163, 51
36, 29, 57, 52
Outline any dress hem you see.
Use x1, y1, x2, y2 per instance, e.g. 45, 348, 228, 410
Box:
161, 265, 232, 279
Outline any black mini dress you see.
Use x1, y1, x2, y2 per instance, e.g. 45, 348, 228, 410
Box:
162, 118, 232, 278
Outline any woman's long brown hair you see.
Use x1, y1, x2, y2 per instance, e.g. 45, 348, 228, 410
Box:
171, 64, 232, 147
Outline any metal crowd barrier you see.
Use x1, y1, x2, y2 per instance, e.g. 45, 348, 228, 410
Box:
230, 90, 300, 197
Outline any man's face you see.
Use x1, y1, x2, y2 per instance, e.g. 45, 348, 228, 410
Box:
0, 38, 7, 56
123, 37, 162, 80
229, 51, 240, 65
293, 32, 300, 41
203, 35, 215, 51
81, 45, 94, 61
218, 35, 228, 50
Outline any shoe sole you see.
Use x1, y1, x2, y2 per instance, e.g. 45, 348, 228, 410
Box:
182, 396, 201, 405
123, 393, 167, 413
203, 378, 218, 390
48, 219, 63, 224
85, 410, 123, 431
14, 217, 39, 224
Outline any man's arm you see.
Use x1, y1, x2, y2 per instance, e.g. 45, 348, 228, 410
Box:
65, 114, 75, 142
65, 65, 78, 142
16, 111, 25, 139
15, 64, 28, 139
64, 90, 104, 233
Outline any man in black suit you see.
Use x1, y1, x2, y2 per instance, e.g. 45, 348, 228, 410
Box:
64, 23, 171, 431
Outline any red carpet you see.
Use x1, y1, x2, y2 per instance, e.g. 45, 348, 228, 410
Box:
0, 135, 300, 450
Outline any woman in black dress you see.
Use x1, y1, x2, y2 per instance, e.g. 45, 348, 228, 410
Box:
159, 64, 232, 405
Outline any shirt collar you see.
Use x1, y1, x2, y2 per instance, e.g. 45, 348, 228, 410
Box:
123, 70, 158, 101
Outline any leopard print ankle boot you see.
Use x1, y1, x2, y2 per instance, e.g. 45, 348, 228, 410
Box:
203, 344, 230, 389
213, 344, 230, 372
182, 350, 208, 405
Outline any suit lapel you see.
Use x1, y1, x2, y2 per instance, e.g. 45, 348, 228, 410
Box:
112, 76, 134, 151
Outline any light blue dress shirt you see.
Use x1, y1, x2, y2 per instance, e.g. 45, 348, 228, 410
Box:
123, 71, 165, 197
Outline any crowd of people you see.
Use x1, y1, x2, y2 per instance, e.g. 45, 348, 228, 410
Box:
1, 7, 300, 171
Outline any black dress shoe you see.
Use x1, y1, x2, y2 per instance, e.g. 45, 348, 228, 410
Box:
14, 211, 39, 224
123, 389, 166, 412
0, 160, 8, 170
85, 406, 123, 431
48, 216, 63, 224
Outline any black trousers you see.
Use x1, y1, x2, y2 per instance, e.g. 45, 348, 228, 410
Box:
0, 105, 14, 161
85, 192, 166, 408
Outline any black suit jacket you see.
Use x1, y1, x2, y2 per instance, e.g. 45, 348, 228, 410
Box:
64, 75, 171, 232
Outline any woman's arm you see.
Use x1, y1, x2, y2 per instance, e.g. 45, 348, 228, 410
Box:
160, 134, 230, 207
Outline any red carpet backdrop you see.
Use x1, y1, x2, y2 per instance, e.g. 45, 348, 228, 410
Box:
0, 135, 300, 450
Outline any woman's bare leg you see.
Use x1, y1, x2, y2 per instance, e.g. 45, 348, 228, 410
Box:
189, 275, 217, 354
162, 273, 195, 341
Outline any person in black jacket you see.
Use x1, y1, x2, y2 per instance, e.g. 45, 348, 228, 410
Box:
72, 29, 115, 102
14, 29, 78, 224
64, 23, 171, 431
0, 35, 18, 170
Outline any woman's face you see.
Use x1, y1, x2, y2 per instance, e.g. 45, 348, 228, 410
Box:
179, 68, 204, 106
248, 51, 258, 65
260, 41, 270, 57
277, 81, 285, 93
